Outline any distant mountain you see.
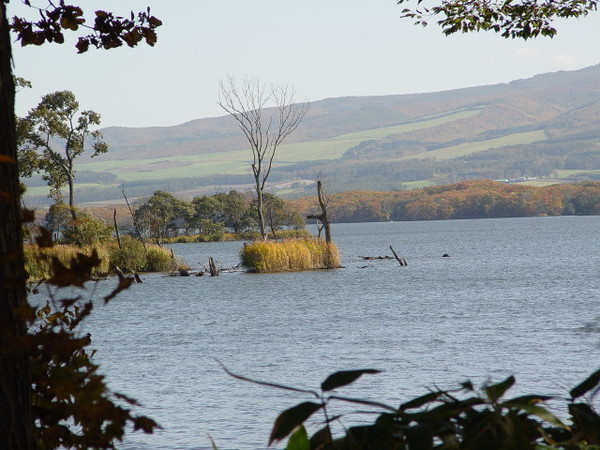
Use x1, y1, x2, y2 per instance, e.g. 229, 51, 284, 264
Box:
25, 64, 600, 205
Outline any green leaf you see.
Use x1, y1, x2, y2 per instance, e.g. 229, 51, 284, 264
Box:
513, 403, 568, 429
286, 425, 309, 450
321, 369, 381, 392
269, 402, 322, 445
503, 394, 553, 406
485, 375, 515, 402
570, 369, 600, 399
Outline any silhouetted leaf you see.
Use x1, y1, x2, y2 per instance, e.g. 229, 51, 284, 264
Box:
309, 426, 332, 449
218, 362, 316, 396
401, 391, 444, 410
321, 369, 381, 392
104, 274, 135, 303
47, 251, 101, 287
410, 397, 483, 421
570, 369, 600, 399
405, 423, 434, 450
270, 402, 322, 445
569, 403, 600, 442
132, 416, 160, 433
286, 425, 309, 450
485, 375, 515, 402
36, 226, 54, 248
460, 380, 474, 391
328, 395, 397, 412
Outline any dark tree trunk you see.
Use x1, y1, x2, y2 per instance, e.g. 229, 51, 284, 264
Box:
255, 179, 266, 240
67, 172, 76, 220
307, 180, 331, 243
0, 3, 35, 448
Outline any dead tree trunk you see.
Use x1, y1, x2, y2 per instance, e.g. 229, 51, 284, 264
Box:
113, 208, 122, 249
121, 185, 147, 252
208, 257, 219, 276
390, 245, 408, 266
307, 180, 331, 243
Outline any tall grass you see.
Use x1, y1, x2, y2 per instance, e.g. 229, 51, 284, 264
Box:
24, 244, 111, 281
240, 238, 340, 273
25, 239, 181, 281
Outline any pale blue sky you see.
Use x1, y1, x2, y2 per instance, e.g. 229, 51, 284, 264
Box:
10, 0, 600, 128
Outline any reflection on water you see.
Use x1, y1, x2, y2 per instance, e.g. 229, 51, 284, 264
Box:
34, 216, 600, 449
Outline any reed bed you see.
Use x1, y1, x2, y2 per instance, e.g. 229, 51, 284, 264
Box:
240, 238, 340, 273
25, 240, 178, 281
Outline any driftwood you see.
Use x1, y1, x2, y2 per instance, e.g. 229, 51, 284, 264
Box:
208, 257, 220, 276
390, 246, 408, 266
115, 266, 142, 283
359, 255, 394, 260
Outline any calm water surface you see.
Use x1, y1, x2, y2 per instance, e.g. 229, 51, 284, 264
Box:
39, 217, 600, 449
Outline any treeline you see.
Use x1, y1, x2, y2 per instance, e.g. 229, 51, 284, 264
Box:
130, 190, 304, 244
292, 180, 600, 222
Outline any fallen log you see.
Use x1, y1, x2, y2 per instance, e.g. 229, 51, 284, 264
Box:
359, 255, 394, 260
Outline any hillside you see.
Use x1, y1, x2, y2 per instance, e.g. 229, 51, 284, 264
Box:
24, 64, 600, 205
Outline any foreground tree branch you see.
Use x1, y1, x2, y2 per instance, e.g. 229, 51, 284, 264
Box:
397, 0, 599, 39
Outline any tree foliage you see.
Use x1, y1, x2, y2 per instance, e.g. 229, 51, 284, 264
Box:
293, 180, 600, 223
9, 1, 162, 53
397, 0, 599, 39
19, 90, 108, 217
1, 2, 163, 448
134, 190, 193, 246
224, 366, 600, 449
25, 246, 159, 448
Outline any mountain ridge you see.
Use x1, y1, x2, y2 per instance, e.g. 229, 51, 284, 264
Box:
24, 64, 600, 205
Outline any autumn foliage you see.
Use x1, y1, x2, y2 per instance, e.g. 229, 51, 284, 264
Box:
292, 181, 600, 223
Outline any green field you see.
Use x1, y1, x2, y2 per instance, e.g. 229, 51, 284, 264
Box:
76, 108, 484, 182
396, 130, 547, 162
555, 169, 600, 178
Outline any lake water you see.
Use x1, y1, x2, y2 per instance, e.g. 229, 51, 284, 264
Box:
36, 217, 600, 449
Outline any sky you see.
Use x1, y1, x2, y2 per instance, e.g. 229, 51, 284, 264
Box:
10, 0, 600, 129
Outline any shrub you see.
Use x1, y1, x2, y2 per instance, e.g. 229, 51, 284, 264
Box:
108, 237, 147, 272
145, 245, 177, 272
61, 211, 113, 247
240, 238, 340, 273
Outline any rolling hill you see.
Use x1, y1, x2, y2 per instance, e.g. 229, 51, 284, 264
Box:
24, 64, 600, 205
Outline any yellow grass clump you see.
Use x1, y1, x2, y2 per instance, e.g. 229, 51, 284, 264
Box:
25, 241, 180, 282
240, 238, 340, 273
24, 244, 110, 281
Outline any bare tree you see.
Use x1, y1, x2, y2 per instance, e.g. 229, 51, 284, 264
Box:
218, 76, 309, 240
307, 176, 332, 243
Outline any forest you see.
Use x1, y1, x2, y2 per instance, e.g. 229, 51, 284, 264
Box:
291, 180, 600, 223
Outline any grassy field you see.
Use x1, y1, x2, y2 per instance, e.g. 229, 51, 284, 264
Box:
396, 130, 547, 162
75, 108, 484, 182
554, 169, 600, 178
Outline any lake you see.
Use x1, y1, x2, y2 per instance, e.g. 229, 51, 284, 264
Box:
35, 216, 600, 449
